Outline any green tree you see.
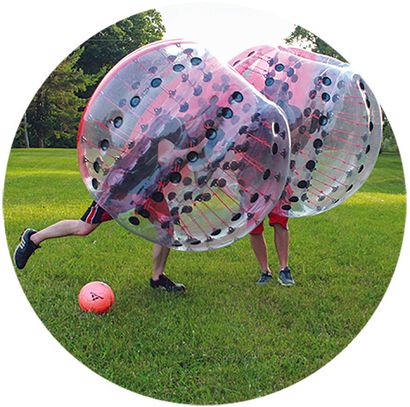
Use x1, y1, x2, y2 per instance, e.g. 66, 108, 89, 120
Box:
13, 9, 166, 148
285, 25, 347, 62
77, 9, 166, 75
14, 47, 100, 148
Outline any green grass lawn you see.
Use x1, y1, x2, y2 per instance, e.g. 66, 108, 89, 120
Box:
3, 149, 406, 404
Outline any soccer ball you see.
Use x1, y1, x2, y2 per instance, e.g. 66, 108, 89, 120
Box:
78, 281, 114, 314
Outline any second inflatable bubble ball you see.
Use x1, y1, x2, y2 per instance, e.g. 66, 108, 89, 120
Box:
231, 46, 382, 217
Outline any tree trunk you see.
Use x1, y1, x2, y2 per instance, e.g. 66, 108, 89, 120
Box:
23, 112, 30, 148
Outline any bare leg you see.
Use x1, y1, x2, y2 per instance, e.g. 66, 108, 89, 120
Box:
273, 224, 289, 270
250, 233, 271, 274
30, 220, 99, 246
152, 244, 170, 280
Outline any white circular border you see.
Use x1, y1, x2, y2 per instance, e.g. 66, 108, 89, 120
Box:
1, 1, 409, 406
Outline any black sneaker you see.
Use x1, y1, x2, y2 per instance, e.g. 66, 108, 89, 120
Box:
256, 271, 273, 285
150, 274, 186, 292
14, 228, 40, 270
278, 267, 295, 286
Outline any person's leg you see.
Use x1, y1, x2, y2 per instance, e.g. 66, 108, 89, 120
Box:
272, 222, 295, 286
30, 220, 98, 245
14, 201, 108, 270
250, 222, 273, 284
249, 233, 271, 274
152, 244, 170, 280
273, 224, 289, 270
150, 244, 185, 292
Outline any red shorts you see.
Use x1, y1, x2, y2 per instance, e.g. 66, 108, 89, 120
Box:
81, 201, 113, 224
250, 207, 288, 235
80, 196, 170, 225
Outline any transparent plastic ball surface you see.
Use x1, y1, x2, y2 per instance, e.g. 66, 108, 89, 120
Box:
230, 46, 382, 217
78, 40, 290, 250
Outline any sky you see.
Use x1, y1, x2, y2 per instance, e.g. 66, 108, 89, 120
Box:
160, 2, 295, 63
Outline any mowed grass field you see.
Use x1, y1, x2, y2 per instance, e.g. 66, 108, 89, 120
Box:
3, 149, 406, 404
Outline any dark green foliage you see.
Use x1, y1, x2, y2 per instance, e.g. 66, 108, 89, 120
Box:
13, 47, 99, 148
77, 9, 165, 75
13, 10, 165, 149
4, 149, 405, 404
285, 26, 347, 61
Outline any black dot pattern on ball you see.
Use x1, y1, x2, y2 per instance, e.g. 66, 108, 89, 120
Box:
313, 139, 323, 149
151, 78, 162, 88
187, 151, 199, 162
231, 213, 241, 221
184, 191, 193, 201
319, 116, 328, 126
265, 77, 274, 86
221, 107, 233, 119
306, 160, 316, 171
190, 57, 202, 65
128, 216, 140, 226
93, 161, 101, 173
211, 229, 221, 236
151, 191, 164, 202
169, 172, 181, 184
218, 178, 227, 188
272, 143, 278, 154
231, 91, 244, 102
206, 128, 217, 140
198, 176, 207, 186
173, 64, 185, 72
322, 76, 332, 86
250, 193, 259, 203
113, 117, 123, 128
322, 92, 330, 102
130, 96, 141, 107
181, 205, 193, 214
230, 161, 239, 171
92, 178, 99, 189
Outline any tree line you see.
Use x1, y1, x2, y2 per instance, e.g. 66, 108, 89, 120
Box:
13, 9, 165, 148
14, 20, 398, 153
